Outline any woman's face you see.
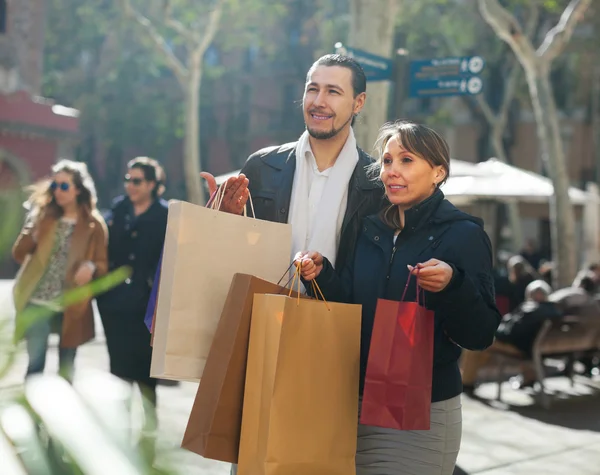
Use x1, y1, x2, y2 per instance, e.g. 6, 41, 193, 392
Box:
124, 167, 155, 204
51, 171, 79, 210
380, 136, 445, 210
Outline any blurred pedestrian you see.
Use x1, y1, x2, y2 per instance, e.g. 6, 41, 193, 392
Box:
12, 160, 108, 382
507, 255, 536, 311
97, 157, 168, 441
519, 238, 543, 270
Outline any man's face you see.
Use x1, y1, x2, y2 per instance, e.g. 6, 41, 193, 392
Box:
302, 65, 365, 140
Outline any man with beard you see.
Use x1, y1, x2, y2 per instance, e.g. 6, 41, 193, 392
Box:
203, 54, 385, 275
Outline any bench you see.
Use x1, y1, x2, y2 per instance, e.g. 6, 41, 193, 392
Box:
489, 315, 600, 408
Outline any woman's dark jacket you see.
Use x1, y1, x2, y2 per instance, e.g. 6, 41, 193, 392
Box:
97, 195, 168, 382
313, 190, 501, 402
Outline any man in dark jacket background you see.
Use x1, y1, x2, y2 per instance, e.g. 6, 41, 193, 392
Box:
202, 54, 385, 273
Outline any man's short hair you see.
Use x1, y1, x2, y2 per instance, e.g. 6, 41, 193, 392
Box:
307, 54, 367, 98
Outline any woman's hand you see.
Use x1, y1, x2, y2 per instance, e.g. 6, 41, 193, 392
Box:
73, 262, 95, 286
408, 259, 454, 293
293, 251, 324, 281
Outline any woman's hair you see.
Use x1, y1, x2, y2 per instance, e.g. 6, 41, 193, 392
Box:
127, 156, 166, 198
26, 159, 97, 220
370, 120, 451, 230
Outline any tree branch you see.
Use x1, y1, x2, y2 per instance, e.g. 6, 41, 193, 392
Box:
163, 0, 202, 45
118, 0, 188, 86
194, 0, 226, 59
474, 94, 495, 124
496, 3, 539, 130
478, 0, 537, 65
537, 0, 592, 63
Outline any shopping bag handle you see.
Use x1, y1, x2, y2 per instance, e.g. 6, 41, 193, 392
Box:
206, 180, 256, 218
277, 262, 297, 288
275, 262, 330, 310
401, 267, 425, 307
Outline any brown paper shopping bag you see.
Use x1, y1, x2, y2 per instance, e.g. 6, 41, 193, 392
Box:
181, 273, 305, 463
150, 200, 291, 381
238, 290, 361, 475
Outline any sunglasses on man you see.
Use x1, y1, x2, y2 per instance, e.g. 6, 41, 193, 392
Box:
124, 175, 145, 186
50, 181, 71, 192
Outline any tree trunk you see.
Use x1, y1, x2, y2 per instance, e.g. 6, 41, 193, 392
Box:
526, 65, 577, 287
348, 0, 398, 153
183, 61, 205, 205
593, 64, 600, 183
490, 126, 523, 252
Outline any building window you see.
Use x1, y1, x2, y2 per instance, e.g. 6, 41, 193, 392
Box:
0, 0, 7, 34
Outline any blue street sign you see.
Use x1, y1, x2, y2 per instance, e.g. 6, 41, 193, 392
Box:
409, 77, 484, 98
338, 46, 394, 82
409, 56, 485, 98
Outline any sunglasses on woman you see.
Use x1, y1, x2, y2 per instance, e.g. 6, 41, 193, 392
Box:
124, 175, 144, 186
50, 181, 70, 192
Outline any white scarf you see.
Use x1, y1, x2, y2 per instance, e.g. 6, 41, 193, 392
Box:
288, 128, 359, 269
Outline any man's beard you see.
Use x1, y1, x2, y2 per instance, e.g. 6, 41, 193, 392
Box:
305, 110, 354, 140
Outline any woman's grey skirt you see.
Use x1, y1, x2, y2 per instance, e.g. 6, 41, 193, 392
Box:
356, 395, 462, 475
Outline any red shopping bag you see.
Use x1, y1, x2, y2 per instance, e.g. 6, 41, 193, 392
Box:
360, 272, 435, 430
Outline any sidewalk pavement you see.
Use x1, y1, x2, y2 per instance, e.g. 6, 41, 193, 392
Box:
2, 280, 600, 474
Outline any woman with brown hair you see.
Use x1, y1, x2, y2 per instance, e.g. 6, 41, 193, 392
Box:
12, 159, 108, 381
296, 120, 501, 475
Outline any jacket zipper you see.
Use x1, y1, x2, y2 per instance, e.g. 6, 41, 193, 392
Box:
386, 245, 397, 280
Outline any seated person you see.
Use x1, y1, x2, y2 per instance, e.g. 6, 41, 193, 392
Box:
549, 282, 600, 318
461, 280, 562, 392
495, 280, 562, 354
559, 272, 600, 376
572, 263, 600, 296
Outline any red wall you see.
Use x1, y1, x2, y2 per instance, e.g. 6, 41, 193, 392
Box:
0, 133, 57, 180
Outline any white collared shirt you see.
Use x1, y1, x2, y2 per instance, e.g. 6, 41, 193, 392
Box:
305, 150, 332, 244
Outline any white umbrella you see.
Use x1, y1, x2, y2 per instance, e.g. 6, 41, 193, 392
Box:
442, 158, 588, 205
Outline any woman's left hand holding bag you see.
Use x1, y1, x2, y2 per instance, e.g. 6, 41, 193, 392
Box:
408, 259, 454, 293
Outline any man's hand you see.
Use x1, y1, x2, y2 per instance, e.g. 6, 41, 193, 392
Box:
293, 251, 324, 281
200, 172, 250, 215
408, 259, 454, 293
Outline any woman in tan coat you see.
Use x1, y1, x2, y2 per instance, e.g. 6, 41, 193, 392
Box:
12, 160, 108, 381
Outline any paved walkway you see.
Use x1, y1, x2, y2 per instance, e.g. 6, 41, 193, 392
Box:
1, 280, 599, 474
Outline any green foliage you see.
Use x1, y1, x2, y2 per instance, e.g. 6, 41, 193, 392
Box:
0, 375, 178, 474
0, 227, 171, 473
0, 191, 25, 267
12, 267, 131, 344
